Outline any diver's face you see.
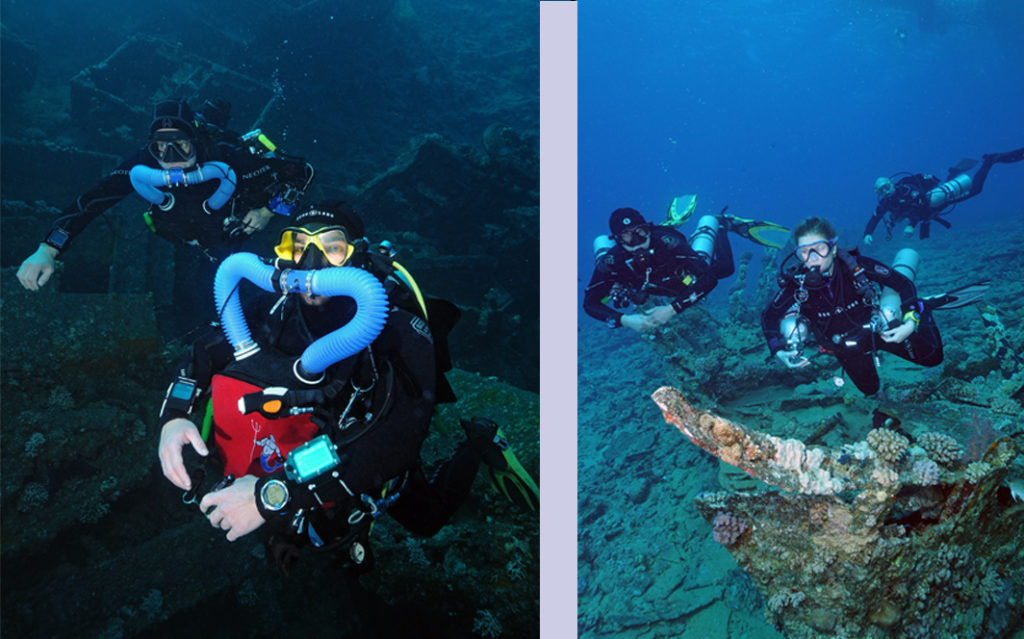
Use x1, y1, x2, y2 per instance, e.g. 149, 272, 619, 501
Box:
618, 226, 651, 253
795, 232, 836, 275
293, 229, 351, 306
151, 129, 197, 169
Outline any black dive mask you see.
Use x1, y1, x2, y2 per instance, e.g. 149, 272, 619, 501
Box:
295, 243, 333, 271
149, 131, 196, 164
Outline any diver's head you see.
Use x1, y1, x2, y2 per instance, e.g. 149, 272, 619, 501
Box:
793, 216, 838, 276
149, 98, 198, 169
275, 200, 365, 269
874, 176, 895, 199
609, 207, 651, 252
275, 201, 365, 305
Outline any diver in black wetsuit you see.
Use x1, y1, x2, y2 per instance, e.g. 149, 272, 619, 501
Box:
864, 146, 1024, 244
16, 98, 314, 291
583, 207, 735, 332
156, 201, 537, 573
763, 217, 943, 396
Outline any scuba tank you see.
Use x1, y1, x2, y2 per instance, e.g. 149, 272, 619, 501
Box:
926, 174, 972, 209
593, 234, 616, 259
689, 215, 719, 265
877, 248, 919, 328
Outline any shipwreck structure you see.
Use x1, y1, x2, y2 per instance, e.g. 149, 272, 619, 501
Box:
653, 386, 1023, 638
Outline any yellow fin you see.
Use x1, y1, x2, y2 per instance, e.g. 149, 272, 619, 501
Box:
664, 194, 697, 226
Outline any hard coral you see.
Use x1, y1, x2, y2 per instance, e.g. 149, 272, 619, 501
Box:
964, 461, 992, 484
918, 432, 963, 466
867, 428, 909, 464
712, 511, 749, 546
907, 459, 941, 486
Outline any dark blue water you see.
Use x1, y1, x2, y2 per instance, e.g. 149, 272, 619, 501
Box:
580, 0, 1024, 296
1, 2, 539, 637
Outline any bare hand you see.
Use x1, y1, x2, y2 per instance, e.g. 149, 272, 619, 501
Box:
646, 304, 677, 327
881, 319, 916, 344
199, 475, 264, 541
17, 244, 59, 291
241, 207, 274, 234
776, 349, 810, 368
620, 312, 658, 333
158, 418, 209, 490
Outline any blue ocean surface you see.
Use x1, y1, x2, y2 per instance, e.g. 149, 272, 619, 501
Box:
578, 1, 1023, 637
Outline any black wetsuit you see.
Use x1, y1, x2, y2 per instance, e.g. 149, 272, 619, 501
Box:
582, 226, 734, 327
160, 282, 474, 570
761, 251, 943, 395
864, 148, 1024, 241
864, 174, 942, 240
43, 139, 313, 260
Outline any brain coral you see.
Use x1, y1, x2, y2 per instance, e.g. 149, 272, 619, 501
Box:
867, 428, 909, 464
918, 432, 964, 466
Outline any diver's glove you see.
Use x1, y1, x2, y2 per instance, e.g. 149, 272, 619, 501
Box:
863, 234, 873, 245
775, 348, 810, 369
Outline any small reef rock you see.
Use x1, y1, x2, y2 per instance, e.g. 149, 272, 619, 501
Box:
652, 386, 1024, 638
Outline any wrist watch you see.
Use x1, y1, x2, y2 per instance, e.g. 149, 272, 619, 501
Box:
259, 479, 290, 511
45, 227, 71, 250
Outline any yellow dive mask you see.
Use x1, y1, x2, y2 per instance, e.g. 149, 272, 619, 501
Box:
274, 226, 354, 266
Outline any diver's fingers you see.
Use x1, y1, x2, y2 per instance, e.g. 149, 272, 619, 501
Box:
16, 263, 39, 291
159, 419, 200, 489
159, 443, 191, 490
198, 490, 222, 516
36, 264, 54, 288
186, 427, 209, 457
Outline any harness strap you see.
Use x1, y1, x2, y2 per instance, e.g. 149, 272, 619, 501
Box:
836, 249, 876, 306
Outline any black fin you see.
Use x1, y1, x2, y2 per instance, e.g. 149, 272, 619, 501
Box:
923, 280, 991, 310
946, 158, 977, 179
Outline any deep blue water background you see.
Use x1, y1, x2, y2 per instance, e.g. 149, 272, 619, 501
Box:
579, 0, 1024, 299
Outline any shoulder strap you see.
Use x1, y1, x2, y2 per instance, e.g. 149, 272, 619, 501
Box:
836, 248, 876, 304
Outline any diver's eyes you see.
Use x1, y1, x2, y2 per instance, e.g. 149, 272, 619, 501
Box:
153, 140, 192, 153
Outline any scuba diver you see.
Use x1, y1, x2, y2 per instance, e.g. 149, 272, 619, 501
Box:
864, 146, 1024, 244
16, 97, 315, 291
583, 204, 787, 332
763, 216, 988, 396
156, 201, 538, 574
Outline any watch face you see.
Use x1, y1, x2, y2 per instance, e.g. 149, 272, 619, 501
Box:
47, 228, 71, 249
262, 481, 288, 510
170, 382, 194, 401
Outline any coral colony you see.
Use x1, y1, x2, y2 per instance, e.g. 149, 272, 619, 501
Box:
653, 386, 1022, 638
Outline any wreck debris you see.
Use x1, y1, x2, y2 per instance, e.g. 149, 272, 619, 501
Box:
652, 385, 1024, 638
